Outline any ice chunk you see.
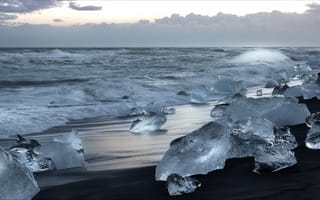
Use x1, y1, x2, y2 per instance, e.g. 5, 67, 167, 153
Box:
53, 129, 84, 153
272, 83, 289, 95
130, 113, 167, 134
272, 70, 289, 84
0, 147, 39, 200
300, 83, 320, 99
167, 174, 201, 196
301, 72, 318, 83
283, 86, 304, 98
156, 122, 231, 181
291, 64, 312, 80
265, 80, 279, 88
9, 135, 55, 173
190, 86, 210, 104
39, 142, 85, 170
256, 89, 263, 96
161, 106, 176, 115
226, 96, 309, 127
212, 78, 246, 96
129, 107, 148, 117
210, 104, 230, 123
253, 143, 297, 174
305, 113, 320, 149
274, 127, 298, 150
262, 102, 310, 127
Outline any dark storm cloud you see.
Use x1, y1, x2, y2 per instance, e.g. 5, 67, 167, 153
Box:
69, 2, 102, 11
0, 3, 320, 47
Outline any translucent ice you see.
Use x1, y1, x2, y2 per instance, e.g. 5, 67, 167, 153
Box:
212, 78, 246, 96
156, 122, 231, 181
272, 83, 289, 95
272, 70, 289, 84
161, 106, 176, 115
225, 96, 309, 127
0, 147, 39, 200
265, 80, 279, 88
167, 174, 201, 196
305, 113, 320, 149
190, 86, 210, 104
130, 113, 167, 134
210, 104, 229, 122
256, 89, 263, 96
53, 129, 84, 153
9, 135, 55, 173
39, 142, 85, 170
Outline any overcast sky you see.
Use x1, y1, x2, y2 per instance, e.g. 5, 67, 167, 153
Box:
0, 1, 319, 47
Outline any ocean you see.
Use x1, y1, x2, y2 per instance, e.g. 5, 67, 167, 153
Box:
1, 47, 319, 137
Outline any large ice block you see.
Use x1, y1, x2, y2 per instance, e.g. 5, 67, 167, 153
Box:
211, 78, 246, 96
305, 113, 320, 149
167, 174, 201, 196
156, 122, 231, 181
0, 147, 39, 200
130, 113, 167, 134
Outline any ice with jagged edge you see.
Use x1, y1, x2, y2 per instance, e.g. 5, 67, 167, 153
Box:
156, 117, 298, 181
225, 96, 310, 127
167, 174, 201, 196
130, 113, 167, 134
161, 106, 176, 115
305, 112, 320, 149
211, 78, 247, 96
190, 86, 210, 104
272, 70, 290, 84
54, 129, 84, 153
9, 135, 55, 173
0, 147, 39, 200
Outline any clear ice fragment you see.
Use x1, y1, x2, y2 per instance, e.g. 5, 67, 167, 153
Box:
0, 147, 39, 200
161, 107, 176, 115
130, 113, 167, 134
167, 174, 201, 196
305, 113, 320, 149
53, 129, 84, 153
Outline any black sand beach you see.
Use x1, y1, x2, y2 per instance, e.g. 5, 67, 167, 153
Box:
32, 98, 320, 200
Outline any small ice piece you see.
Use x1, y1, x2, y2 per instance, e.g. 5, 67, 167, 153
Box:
39, 142, 85, 170
256, 89, 263, 96
274, 127, 298, 150
161, 106, 176, 115
272, 70, 289, 84
212, 78, 246, 96
301, 72, 318, 83
305, 113, 320, 149
262, 102, 310, 127
53, 129, 84, 153
210, 104, 229, 121
129, 107, 148, 117
190, 86, 210, 104
130, 113, 167, 134
265, 80, 279, 88
9, 135, 55, 173
155, 122, 231, 181
272, 83, 289, 95
0, 147, 39, 200
253, 143, 297, 174
291, 64, 312, 80
167, 174, 201, 196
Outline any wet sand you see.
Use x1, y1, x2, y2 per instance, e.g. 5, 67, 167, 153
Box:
31, 98, 320, 200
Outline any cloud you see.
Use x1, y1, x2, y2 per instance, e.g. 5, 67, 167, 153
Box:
0, 0, 60, 13
53, 18, 63, 23
306, 3, 320, 14
0, 13, 17, 21
0, 3, 320, 47
69, 2, 102, 11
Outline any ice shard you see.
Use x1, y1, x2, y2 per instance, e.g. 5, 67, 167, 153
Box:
305, 113, 320, 149
155, 122, 231, 181
130, 113, 167, 134
161, 106, 176, 115
0, 147, 39, 200
272, 70, 289, 84
212, 78, 246, 96
190, 86, 210, 104
53, 129, 84, 153
167, 174, 201, 196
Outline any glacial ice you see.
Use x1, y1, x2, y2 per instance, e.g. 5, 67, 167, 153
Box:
156, 122, 230, 181
265, 80, 279, 88
211, 78, 246, 96
0, 147, 39, 200
39, 142, 86, 170
272, 83, 289, 95
225, 96, 309, 127
272, 70, 289, 84
167, 174, 201, 196
53, 129, 84, 153
256, 89, 263, 96
130, 113, 167, 134
305, 113, 320, 149
156, 117, 298, 181
161, 106, 176, 115
190, 86, 210, 104
9, 135, 55, 173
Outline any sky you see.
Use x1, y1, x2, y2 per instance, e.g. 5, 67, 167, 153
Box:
0, 1, 320, 47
